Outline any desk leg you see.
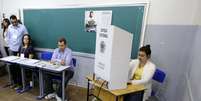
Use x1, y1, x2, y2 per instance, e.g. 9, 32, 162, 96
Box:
20, 67, 26, 93
36, 69, 44, 100
32, 69, 35, 88
141, 90, 144, 101
2, 64, 12, 88
7, 64, 12, 85
41, 69, 44, 97
116, 96, 119, 101
62, 71, 66, 101
87, 79, 90, 101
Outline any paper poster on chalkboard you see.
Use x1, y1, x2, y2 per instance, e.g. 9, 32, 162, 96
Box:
85, 11, 97, 32
85, 10, 112, 32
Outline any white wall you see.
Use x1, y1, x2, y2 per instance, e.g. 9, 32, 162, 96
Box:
148, 0, 198, 25
1, 0, 200, 25
188, 27, 201, 101
70, 55, 94, 87
193, 0, 201, 25
0, 0, 2, 19
1, 0, 148, 18
0, 0, 3, 32
144, 25, 197, 101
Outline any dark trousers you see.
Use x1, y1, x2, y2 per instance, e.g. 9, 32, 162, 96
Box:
4, 47, 9, 56
124, 91, 144, 101
9, 51, 22, 85
44, 70, 74, 98
23, 68, 33, 85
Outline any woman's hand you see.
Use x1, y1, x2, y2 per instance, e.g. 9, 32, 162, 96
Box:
29, 54, 33, 59
127, 80, 132, 85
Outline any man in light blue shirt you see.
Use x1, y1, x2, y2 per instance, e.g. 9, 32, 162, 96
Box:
6, 15, 28, 54
51, 43, 73, 70
6, 15, 28, 88
44, 37, 74, 101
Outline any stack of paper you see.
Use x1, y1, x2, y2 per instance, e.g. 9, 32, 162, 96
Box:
20, 59, 40, 66
0, 56, 19, 62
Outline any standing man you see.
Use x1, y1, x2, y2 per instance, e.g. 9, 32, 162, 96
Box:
7, 15, 28, 55
6, 15, 28, 88
44, 37, 74, 101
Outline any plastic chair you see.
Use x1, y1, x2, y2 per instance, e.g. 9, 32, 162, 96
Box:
151, 68, 166, 101
152, 68, 166, 83
40, 51, 53, 61
72, 58, 76, 67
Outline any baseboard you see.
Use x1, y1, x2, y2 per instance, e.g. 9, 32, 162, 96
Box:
68, 81, 86, 88
186, 75, 194, 101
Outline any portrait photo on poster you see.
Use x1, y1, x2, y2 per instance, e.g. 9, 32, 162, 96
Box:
85, 10, 97, 32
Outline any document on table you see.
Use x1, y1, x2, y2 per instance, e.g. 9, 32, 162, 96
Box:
35, 61, 70, 71
35, 61, 50, 68
19, 59, 40, 66
12, 58, 27, 63
0, 56, 20, 62
42, 65, 70, 72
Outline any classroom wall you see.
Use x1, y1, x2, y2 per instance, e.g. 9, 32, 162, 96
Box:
0, 0, 2, 22
193, 0, 201, 25
188, 27, 201, 101
70, 54, 94, 87
0, 0, 199, 25
0, 0, 3, 35
148, 0, 197, 25
1, 0, 200, 101
144, 25, 197, 101
146, 0, 200, 101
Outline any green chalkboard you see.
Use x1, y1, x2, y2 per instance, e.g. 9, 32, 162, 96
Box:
23, 6, 144, 58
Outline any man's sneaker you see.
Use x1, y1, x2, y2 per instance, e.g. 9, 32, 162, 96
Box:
45, 93, 56, 100
14, 85, 22, 90
55, 94, 62, 101
10, 84, 17, 89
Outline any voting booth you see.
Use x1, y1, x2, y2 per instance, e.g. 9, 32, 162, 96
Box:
95, 25, 133, 90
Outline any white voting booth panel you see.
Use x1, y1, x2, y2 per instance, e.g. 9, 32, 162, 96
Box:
95, 25, 133, 90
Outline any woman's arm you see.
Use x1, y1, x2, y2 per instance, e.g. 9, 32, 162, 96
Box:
28, 46, 34, 59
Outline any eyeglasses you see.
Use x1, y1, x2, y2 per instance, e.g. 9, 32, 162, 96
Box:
58, 44, 65, 47
11, 21, 17, 24
11, 19, 18, 25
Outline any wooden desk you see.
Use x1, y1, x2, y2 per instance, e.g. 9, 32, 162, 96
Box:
86, 75, 145, 101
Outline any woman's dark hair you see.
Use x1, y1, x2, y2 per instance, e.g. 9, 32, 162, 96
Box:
139, 45, 151, 58
3, 18, 10, 33
18, 20, 22, 24
22, 34, 32, 46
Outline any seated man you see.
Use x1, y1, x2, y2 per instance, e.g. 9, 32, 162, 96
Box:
44, 37, 74, 101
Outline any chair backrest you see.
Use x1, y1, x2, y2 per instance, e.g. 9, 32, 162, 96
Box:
41, 51, 76, 67
72, 58, 76, 67
152, 68, 166, 83
41, 51, 53, 61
